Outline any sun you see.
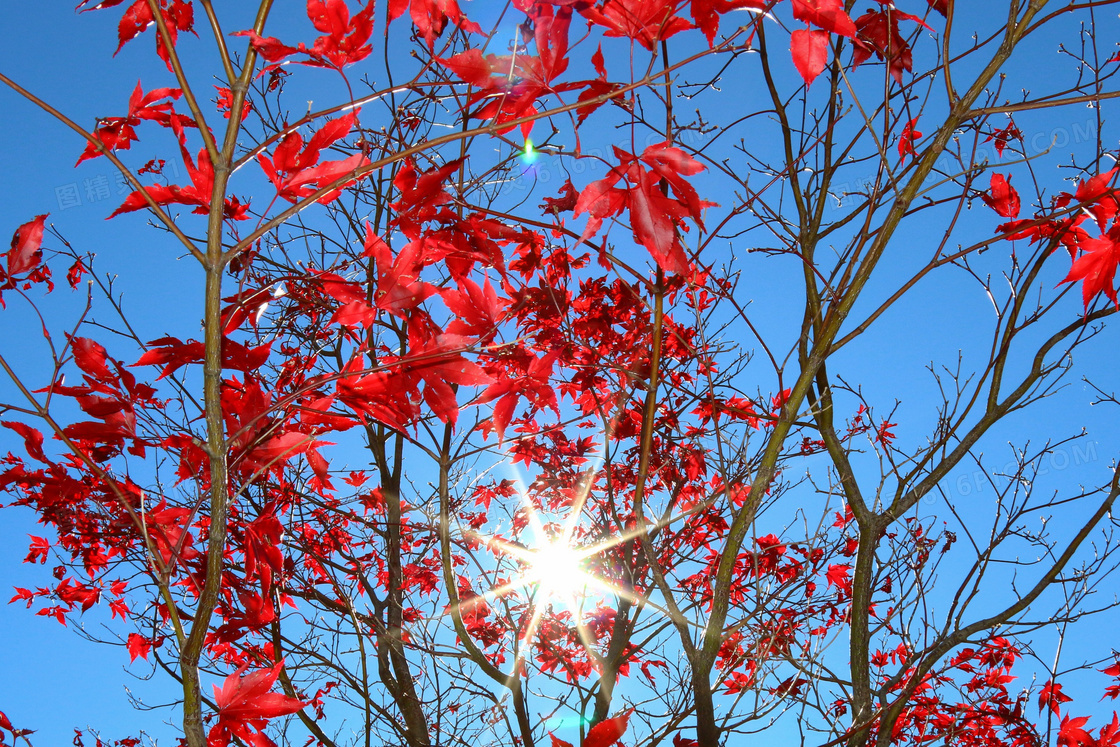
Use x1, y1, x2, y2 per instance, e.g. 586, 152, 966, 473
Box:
527, 540, 592, 604
450, 452, 699, 653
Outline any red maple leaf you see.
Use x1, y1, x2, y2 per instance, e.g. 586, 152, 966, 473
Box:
573, 166, 628, 243
109, 597, 130, 620
1039, 679, 1073, 715
114, 1, 155, 53
390, 158, 463, 238
336, 357, 421, 432
24, 535, 51, 565
850, 7, 930, 84
825, 563, 852, 594
236, 0, 377, 70
387, 0, 481, 49
541, 179, 578, 215
67, 259, 90, 288
404, 326, 492, 426
363, 229, 440, 319
791, 0, 856, 37
127, 632, 153, 662
579, 0, 692, 51
1074, 167, 1120, 231
305, 0, 376, 67
585, 710, 632, 747
875, 421, 897, 445
72, 336, 116, 382
76, 82, 185, 165
985, 120, 1024, 157
439, 5, 586, 137
5, 214, 47, 279
233, 30, 301, 63
898, 118, 921, 161
574, 142, 714, 277
1100, 713, 1120, 747
723, 671, 754, 693
111, 119, 250, 220
209, 661, 307, 747
1062, 228, 1120, 308
215, 86, 253, 121
440, 48, 492, 87
791, 29, 830, 86
477, 349, 560, 442
982, 173, 1021, 219
690, 0, 766, 46
442, 277, 505, 339
130, 337, 197, 379
220, 285, 279, 334
1058, 715, 1094, 747
549, 710, 631, 747
257, 111, 369, 204
1, 214, 53, 305
626, 162, 694, 275
78, 0, 196, 68
2, 421, 48, 464
241, 511, 284, 596
133, 336, 270, 378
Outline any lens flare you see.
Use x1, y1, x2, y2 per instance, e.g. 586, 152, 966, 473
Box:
521, 138, 538, 165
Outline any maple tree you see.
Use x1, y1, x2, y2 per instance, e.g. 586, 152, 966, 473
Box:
3, 1, 1120, 747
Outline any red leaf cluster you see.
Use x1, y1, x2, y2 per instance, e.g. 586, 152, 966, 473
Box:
79, 0, 195, 68
236, 0, 377, 70
574, 141, 714, 277
258, 111, 369, 204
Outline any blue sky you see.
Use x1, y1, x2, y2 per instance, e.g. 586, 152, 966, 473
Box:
0, 5, 203, 742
